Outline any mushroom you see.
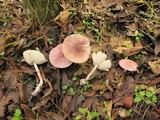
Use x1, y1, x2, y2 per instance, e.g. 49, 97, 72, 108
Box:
80, 51, 112, 85
119, 59, 138, 72
23, 50, 47, 97
62, 34, 91, 63
49, 44, 72, 68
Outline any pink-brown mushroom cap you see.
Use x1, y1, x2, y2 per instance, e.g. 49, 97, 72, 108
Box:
49, 44, 72, 68
62, 34, 91, 63
119, 59, 138, 71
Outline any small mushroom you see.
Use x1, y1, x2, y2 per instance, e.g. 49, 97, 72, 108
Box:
80, 51, 112, 85
62, 34, 91, 63
49, 44, 72, 68
23, 50, 47, 97
119, 59, 138, 71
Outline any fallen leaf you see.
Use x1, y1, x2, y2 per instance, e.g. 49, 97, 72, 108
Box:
43, 111, 64, 120
82, 97, 95, 109
148, 58, 160, 74
59, 10, 70, 24
61, 95, 72, 113
32, 97, 49, 111
148, 77, 160, 86
82, 90, 96, 97
21, 104, 35, 120
123, 94, 133, 108
125, 23, 138, 32
106, 100, 113, 117
17, 83, 25, 102
0, 92, 19, 117
154, 42, 160, 55
10, 17, 22, 26
118, 108, 128, 118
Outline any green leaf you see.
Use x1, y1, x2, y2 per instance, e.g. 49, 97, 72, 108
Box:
126, 109, 132, 116
75, 115, 82, 120
149, 87, 155, 94
140, 91, 145, 97
72, 76, 78, 81
15, 109, 21, 116
146, 91, 153, 98
78, 108, 88, 114
86, 113, 93, 120
134, 96, 142, 103
140, 85, 147, 90
69, 88, 76, 95
62, 85, 68, 90
91, 111, 100, 118
151, 95, 157, 103
0, 52, 5, 57
145, 99, 151, 105
135, 86, 139, 92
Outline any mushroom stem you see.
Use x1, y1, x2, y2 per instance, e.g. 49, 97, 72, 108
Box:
80, 64, 98, 85
31, 63, 43, 96
85, 64, 98, 81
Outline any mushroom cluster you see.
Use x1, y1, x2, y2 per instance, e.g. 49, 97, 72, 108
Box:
49, 34, 91, 68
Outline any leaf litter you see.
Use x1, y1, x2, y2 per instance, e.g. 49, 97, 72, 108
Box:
0, 0, 160, 120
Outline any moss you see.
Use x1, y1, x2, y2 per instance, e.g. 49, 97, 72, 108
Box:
22, 0, 61, 25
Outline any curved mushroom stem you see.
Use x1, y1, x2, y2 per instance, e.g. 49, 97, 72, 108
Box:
80, 64, 98, 85
31, 63, 43, 96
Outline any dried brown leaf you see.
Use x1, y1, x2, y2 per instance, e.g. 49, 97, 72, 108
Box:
82, 97, 95, 109
17, 83, 25, 102
82, 91, 96, 97
10, 17, 22, 26
148, 77, 160, 86
43, 111, 64, 120
154, 42, 160, 55
21, 104, 35, 120
0, 92, 19, 117
59, 10, 70, 24
62, 95, 72, 113
32, 97, 49, 111
125, 23, 138, 32
148, 58, 160, 74
123, 94, 133, 108
106, 100, 113, 117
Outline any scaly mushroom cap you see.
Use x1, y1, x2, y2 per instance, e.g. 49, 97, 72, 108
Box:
62, 34, 91, 63
49, 44, 72, 68
119, 59, 138, 71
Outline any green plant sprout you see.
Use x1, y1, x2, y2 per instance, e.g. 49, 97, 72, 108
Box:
75, 107, 100, 120
12, 109, 22, 120
0, 51, 5, 58
134, 51, 147, 60
77, 18, 103, 43
134, 85, 157, 105
3, 14, 13, 26
136, 0, 157, 18
134, 30, 144, 42
126, 109, 133, 116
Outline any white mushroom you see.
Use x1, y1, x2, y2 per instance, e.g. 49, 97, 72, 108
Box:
80, 51, 112, 85
23, 50, 47, 97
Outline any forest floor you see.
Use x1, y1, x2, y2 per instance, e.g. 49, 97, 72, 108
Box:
0, 0, 160, 120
